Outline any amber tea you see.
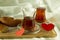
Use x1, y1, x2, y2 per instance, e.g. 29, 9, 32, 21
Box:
35, 8, 46, 23
22, 16, 35, 31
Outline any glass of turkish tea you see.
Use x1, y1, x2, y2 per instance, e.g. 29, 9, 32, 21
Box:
35, 7, 46, 23
23, 17, 35, 32
22, 10, 37, 33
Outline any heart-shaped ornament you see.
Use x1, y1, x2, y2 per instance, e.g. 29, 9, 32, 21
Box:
16, 28, 25, 36
41, 23, 54, 31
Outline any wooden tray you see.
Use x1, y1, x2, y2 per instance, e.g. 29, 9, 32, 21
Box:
0, 30, 57, 39
0, 17, 57, 39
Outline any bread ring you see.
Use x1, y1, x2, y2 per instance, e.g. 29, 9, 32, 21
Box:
0, 17, 21, 27
0, 23, 8, 33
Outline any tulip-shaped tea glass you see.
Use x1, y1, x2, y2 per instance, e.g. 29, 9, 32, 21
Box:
22, 10, 40, 34
35, 7, 46, 23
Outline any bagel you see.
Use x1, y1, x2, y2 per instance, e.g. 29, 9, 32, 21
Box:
0, 17, 21, 27
0, 23, 8, 33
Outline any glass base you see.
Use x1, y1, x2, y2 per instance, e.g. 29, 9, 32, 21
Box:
24, 24, 40, 34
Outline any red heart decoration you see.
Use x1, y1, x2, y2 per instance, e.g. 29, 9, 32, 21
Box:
41, 23, 54, 31
16, 28, 25, 36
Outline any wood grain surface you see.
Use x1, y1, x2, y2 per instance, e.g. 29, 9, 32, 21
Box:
0, 17, 57, 39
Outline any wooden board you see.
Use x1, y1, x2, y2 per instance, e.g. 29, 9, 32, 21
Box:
0, 30, 56, 38
0, 17, 57, 39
